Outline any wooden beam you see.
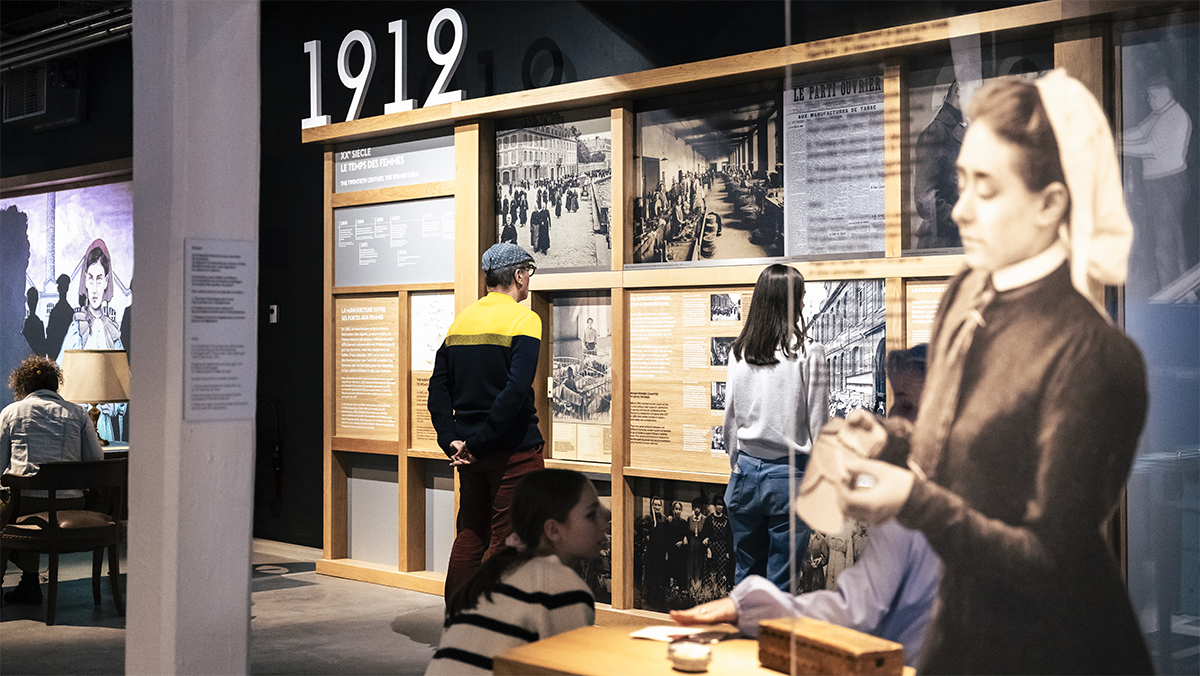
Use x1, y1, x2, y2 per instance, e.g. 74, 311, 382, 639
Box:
611, 103, 635, 271
0, 158, 132, 196
529, 270, 623, 292
331, 282, 453, 295
884, 59, 909, 258
323, 150, 345, 560
299, 1, 1158, 147
623, 466, 731, 485
315, 558, 445, 594
531, 292, 553, 452
610, 289, 632, 609
454, 121, 494, 312
330, 437, 402, 455
400, 457, 427, 572
324, 451, 349, 560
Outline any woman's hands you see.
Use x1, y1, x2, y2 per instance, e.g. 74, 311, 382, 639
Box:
836, 452, 914, 524
670, 598, 737, 626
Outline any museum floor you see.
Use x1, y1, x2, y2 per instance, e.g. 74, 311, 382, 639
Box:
0, 540, 445, 675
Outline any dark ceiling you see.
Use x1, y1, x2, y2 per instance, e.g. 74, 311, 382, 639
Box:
0, 0, 127, 42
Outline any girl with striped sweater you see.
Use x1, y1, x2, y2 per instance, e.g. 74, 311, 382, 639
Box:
426, 470, 606, 675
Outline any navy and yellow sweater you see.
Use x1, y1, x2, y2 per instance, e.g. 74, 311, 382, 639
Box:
427, 292, 543, 458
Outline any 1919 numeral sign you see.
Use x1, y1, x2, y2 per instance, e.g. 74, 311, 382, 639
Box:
302, 7, 467, 130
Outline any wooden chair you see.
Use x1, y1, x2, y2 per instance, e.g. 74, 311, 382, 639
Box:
1, 458, 127, 625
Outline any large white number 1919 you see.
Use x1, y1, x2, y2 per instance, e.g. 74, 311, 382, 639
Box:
302, 8, 467, 129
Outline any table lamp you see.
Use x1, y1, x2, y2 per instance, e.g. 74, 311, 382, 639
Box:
59, 349, 130, 447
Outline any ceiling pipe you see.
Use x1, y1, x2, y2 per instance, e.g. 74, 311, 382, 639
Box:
1, 22, 131, 72
2, 11, 131, 58
1, 5, 129, 49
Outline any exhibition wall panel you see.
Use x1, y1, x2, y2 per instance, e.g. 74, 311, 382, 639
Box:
303, 1, 1163, 622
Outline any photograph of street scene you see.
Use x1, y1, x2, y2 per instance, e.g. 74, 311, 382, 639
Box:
496, 113, 612, 271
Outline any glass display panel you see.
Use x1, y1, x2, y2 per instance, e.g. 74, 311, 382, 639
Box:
633, 67, 889, 268
495, 109, 613, 272
1120, 19, 1200, 676
905, 39, 1053, 252
783, 65, 887, 257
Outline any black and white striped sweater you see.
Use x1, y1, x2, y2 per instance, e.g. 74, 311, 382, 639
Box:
425, 554, 595, 675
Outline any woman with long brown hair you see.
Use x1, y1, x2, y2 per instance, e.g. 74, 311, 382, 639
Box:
722, 263, 828, 592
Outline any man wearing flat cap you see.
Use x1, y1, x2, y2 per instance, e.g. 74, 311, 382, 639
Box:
428, 242, 545, 600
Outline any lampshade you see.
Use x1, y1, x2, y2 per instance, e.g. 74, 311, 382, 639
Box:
59, 349, 131, 404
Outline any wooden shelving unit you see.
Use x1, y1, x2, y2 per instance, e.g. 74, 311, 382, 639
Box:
309, 0, 1160, 620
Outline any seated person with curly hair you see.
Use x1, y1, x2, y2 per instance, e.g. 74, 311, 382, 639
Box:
1, 355, 105, 604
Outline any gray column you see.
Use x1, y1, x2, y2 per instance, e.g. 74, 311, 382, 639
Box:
128, 1, 259, 673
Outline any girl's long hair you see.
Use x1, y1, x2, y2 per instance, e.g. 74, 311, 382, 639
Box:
445, 469, 591, 619
731, 264, 808, 366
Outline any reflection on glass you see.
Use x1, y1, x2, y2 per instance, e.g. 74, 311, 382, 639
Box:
905, 44, 1052, 251
1121, 20, 1200, 676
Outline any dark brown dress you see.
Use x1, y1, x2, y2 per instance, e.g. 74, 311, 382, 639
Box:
898, 264, 1152, 675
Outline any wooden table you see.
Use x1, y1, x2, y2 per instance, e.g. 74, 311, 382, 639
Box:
493, 624, 780, 676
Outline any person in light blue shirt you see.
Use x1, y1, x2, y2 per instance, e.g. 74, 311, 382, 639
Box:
673, 346, 938, 668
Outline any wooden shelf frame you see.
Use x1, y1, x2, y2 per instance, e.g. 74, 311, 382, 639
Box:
314, 0, 1148, 617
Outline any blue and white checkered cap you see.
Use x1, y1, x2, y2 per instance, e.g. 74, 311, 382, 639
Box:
481, 242, 534, 271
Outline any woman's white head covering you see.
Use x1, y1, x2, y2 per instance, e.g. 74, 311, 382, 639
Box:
1034, 69, 1133, 315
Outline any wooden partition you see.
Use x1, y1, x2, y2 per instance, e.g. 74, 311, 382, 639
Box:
308, 0, 1160, 620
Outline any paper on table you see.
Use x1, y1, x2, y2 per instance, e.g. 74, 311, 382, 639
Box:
629, 626, 735, 643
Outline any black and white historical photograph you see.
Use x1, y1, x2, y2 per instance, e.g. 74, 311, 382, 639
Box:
710, 425, 725, 453
633, 88, 784, 264
551, 291, 612, 425
710, 381, 726, 411
496, 112, 612, 272
710, 292, 741, 321
710, 336, 734, 367
805, 279, 887, 418
1120, 25, 1200, 302
801, 520, 870, 593
631, 480, 734, 612
906, 46, 1052, 250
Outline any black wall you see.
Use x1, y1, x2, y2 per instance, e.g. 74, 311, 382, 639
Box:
0, 40, 133, 177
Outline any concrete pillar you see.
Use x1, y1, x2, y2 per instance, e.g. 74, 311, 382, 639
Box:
128, 1, 259, 673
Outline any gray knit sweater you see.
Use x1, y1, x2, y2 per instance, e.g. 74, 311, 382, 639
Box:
722, 341, 829, 469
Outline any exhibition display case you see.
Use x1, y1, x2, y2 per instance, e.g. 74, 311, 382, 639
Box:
304, 0, 1191, 624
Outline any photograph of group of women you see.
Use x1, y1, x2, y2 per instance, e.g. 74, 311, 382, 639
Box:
633, 90, 785, 264
495, 114, 613, 272
632, 482, 736, 612
1, 181, 132, 442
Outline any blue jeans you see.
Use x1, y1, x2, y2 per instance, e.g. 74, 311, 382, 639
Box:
724, 453, 811, 592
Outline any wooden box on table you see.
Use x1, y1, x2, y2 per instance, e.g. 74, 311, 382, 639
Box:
757, 617, 904, 675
